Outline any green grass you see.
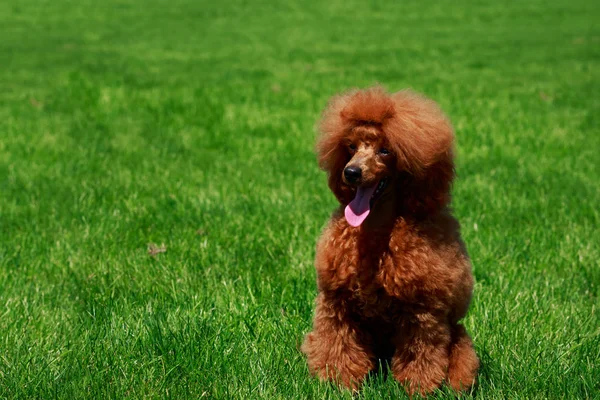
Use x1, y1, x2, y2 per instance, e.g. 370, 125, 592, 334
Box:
1, 0, 599, 398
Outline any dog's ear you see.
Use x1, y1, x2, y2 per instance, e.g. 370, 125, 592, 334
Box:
398, 155, 455, 215
315, 92, 354, 204
385, 90, 456, 214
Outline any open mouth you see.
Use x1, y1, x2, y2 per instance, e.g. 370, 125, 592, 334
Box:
344, 177, 390, 227
371, 178, 389, 206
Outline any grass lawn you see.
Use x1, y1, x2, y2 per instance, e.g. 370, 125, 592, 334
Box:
1, 0, 599, 398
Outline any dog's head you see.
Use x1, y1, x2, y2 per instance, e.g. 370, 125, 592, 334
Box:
316, 87, 455, 226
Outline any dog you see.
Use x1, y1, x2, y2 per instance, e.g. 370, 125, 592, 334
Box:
301, 87, 479, 395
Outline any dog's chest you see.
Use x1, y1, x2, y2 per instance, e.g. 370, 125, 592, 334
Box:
320, 222, 416, 315
348, 252, 400, 314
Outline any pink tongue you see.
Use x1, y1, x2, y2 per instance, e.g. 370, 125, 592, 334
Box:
345, 185, 377, 227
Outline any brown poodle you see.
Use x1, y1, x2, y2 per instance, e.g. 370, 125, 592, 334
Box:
301, 87, 479, 395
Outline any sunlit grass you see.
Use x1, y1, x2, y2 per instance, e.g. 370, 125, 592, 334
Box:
1, 0, 599, 398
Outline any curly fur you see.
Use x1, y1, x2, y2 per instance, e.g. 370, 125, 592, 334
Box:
301, 87, 479, 395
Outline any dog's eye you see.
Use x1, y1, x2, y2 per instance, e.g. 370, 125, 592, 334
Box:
348, 144, 357, 151
379, 148, 390, 155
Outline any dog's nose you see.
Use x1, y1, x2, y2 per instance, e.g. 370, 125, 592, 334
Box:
344, 166, 362, 184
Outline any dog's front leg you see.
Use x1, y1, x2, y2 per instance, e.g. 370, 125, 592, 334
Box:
391, 313, 451, 396
301, 293, 374, 390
